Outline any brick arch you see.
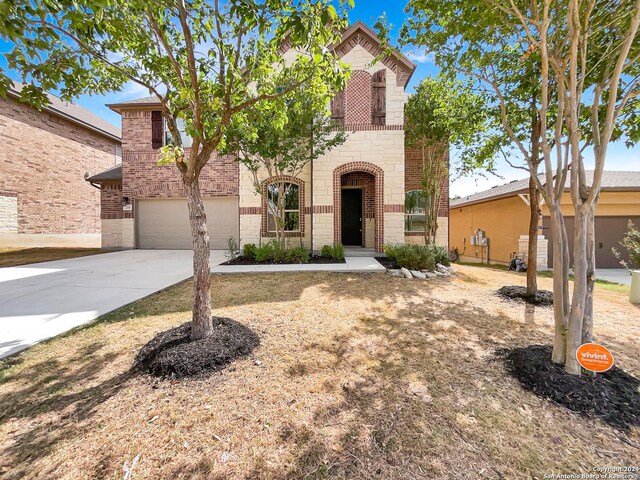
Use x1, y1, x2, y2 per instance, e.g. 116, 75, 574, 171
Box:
333, 162, 384, 252
260, 175, 305, 238
345, 70, 372, 124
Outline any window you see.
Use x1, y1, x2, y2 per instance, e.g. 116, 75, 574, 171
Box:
267, 182, 300, 232
164, 118, 193, 148
115, 144, 122, 165
405, 190, 427, 232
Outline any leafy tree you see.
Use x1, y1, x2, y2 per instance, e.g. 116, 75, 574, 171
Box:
0, 0, 350, 340
402, 4, 548, 296
223, 86, 347, 249
404, 0, 640, 374
404, 76, 497, 244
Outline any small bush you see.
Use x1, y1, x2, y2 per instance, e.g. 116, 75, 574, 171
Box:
320, 245, 333, 258
613, 220, 640, 271
383, 244, 399, 262
331, 243, 345, 261
242, 243, 258, 261
285, 246, 310, 263
255, 241, 276, 262
225, 237, 239, 260
428, 244, 451, 266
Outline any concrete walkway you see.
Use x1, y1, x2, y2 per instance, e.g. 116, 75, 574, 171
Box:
211, 256, 385, 274
596, 269, 632, 286
0, 250, 226, 359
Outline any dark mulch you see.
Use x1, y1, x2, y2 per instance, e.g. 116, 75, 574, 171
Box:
374, 256, 397, 269
496, 285, 554, 306
133, 318, 260, 379
497, 345, 640, 431
222, 255, 345, 266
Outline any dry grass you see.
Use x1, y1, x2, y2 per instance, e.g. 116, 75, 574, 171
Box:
0, 266, 638, 479
0, 248, 102, 267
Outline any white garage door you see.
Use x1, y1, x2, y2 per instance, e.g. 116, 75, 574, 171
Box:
137, 197, 239, 249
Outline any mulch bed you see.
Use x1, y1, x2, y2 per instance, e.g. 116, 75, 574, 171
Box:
374, 256, 397, 270
133, 318, 260, 379
496, 285, 554, 306
222, 255, 345, 266
497, 345, 640, 431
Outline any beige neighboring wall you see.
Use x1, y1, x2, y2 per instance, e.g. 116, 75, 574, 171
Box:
540, 191, 640, 217
450, 195, 530, 265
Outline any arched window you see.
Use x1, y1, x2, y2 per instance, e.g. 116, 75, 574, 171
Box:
267, 182, 300, 232
405, 190, 427, 232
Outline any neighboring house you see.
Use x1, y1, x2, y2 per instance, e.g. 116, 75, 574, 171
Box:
87, 21, 450, 252
450, 171, 640, 269
0, 82, 121, 248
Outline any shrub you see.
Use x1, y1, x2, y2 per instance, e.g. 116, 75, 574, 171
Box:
286, 246, 310, 263
320, 244, 333, 258
613, 220, 640, 270
393, 244, 436, 271
255, 241, 276, 262
225, 237, 239, 260
242, 243, 258, 261
331, 242, 345, 261
428, 244, 451, 266
383, 243, 399, 262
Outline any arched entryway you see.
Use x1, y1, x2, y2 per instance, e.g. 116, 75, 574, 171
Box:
333, 162, 384, 252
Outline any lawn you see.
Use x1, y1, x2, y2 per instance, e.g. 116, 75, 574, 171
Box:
0, 247, 102, 267
0, 266, 638, 479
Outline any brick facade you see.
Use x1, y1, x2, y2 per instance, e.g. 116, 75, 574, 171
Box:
0, 95, 119, 246
120, 110, 238, 200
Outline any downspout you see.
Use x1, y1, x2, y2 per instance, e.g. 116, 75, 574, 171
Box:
310, 116, 314, 253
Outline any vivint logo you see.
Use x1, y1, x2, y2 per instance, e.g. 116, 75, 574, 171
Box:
576, 343, 614, 372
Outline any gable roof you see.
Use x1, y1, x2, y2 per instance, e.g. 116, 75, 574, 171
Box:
107, 20, 418, 113
85, 164, 122, 183
451, 170, 640, 208
8, 81, 121, 141
106, 95, 161, 112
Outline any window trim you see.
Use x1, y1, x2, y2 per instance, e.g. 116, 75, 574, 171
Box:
260, 176, 305, 238
266, 182, 300, 233
404, 189, 427, 233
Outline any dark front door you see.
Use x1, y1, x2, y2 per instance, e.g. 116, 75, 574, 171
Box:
341, 188, 363, 246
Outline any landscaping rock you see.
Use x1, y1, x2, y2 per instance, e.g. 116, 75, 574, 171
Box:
411, 270, 427, 279
435, 263, 452, 276
387, 269, 404, 277
133, 318, 260, 379
421, 271, 438, 279
496, 345, 640, 431
400, 267, 413, 279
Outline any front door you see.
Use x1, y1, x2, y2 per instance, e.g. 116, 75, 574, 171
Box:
341, 188, 363, 246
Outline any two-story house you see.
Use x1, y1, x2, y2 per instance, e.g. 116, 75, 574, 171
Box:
87, 21, 450, 252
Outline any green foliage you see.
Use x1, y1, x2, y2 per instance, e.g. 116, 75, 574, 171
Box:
242, 243, 258, 261
225, 237, 239, 260
255, 241, 277, 263
613, 220, 640, 271
331, 243, 345, 261
285, 246, 310, 264
383, 244, 399, 262
393, 244, 436, 271
428, 244, 451, 267
385, 243, 449, 271
320, 245, 333, 258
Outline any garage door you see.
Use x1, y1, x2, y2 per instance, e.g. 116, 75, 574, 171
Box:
543, 215, 640, 269
137, 197, 239, 249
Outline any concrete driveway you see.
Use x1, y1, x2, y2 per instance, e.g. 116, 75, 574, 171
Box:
0, 250, 226, 359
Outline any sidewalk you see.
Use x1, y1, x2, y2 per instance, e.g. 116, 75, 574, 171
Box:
211, 256, 386, 274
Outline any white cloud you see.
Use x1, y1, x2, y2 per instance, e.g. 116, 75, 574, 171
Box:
404, 49, 435, 64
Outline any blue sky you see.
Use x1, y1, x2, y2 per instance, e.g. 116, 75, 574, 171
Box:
1, 1, 638, 197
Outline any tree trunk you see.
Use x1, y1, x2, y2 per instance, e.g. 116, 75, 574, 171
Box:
582, 204, 596, 343
549, 205, 569, 364
566, 206, 588, 375
185, 179, 213, 340
526, 175, 540, 296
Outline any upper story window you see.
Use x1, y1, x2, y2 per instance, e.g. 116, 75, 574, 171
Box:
115, 144, 122, 165
267, 182, 300, 232
371, 70, 386, 125
151, 111, 193, 149
405, 190, 426, 232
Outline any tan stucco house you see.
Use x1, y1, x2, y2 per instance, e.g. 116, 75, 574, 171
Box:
450, 171, 640, 269
87, 21, 450, 252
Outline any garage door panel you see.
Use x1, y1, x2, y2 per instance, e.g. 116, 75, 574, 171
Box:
137, 198, 239, 249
